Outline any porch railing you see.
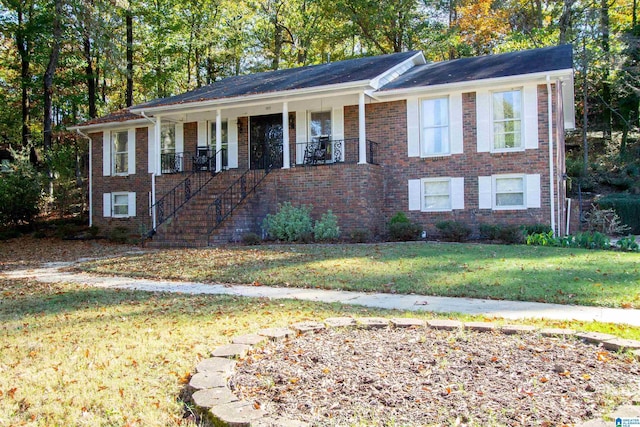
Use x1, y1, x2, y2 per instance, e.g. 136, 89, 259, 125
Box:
160, 148, 227, 174
293, 138, 378, 165
205, 156, 273, 244
148, 148, 225, 237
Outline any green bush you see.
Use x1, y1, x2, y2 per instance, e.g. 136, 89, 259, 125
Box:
108, 226, 131, 244
574, 231, 610, 250
350, 229, 371, 243
88, 225, 100, 238
241, 232, 261, 246
498, 225, 525, 244
597, 194, 640, 234
262, 202, 313, 242
526, 231, 558, 246
0, 156, 42, 226
522, 224, 552, 235
387, 212, 421, 241
617, 235, 639, 252
435, 220, 471, 242
479, 224, 501, 241
0, 228, 22, 240
314, 210, 340, 242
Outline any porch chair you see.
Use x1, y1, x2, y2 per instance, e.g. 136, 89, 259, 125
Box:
303, 136, 329, 165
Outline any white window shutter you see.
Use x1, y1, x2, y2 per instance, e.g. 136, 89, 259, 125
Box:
103, 131, 111, 176
295, 111, 308, 164
148, 126, 156, 174
128, 128, 136, 175
526, 174, 541, 208
476, 90, 491, 152
451, 177, 465, 210
176, 123, 184, 153
478, 176, 492, 209
523, 84, 539, 149
197, 121, 208, 147
128, 192, 136, 217
408, 179, 421, 211
407, 98, 420, 157
332, 107, 345, 162
103, 193, 111, 217
227, 118, 238, 168
450, 93, 464, 154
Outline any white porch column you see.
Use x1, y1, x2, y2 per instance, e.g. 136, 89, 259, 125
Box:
155, 116, 162, 175
282, 102, 290, 169
215, 109, 222, 172
152, 115, 162, 230
358, 92, 367, 164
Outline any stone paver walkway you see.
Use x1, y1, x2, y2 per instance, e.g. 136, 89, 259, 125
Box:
4, 262, 640, 327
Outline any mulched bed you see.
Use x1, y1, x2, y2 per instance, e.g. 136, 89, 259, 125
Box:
231, 327, 640, 426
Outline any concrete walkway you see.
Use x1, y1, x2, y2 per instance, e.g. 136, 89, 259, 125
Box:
4, 262, 640, 327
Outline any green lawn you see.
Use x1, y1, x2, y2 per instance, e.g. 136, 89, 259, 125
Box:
78, 242, 640, 308
1, 276, 639, 427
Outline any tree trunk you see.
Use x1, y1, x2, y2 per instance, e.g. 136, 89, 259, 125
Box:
16, 5, 32, 152
83, 35, 97, 118
126, 7, 133, 107
600, 0, 611, 140
558, 0, 575, 44
43, 0, 63, 154
582, 39, 589, 176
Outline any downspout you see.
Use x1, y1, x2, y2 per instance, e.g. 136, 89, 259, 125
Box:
546, 76, 556, 236
75, 129, 93, 227
140, 111, 157, 231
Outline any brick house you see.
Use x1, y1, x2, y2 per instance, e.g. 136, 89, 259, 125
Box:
69, 45, 575, 246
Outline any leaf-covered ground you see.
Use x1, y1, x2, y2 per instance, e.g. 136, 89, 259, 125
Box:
77, 242, 640, 308
1, 236, 640, 426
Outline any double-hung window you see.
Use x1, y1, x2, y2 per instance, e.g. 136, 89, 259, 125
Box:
112, 193, 130, 217
112, 131, 129, 174
421, 97, 449, 156
310, 111, 331, 139
422, 178, 451, 211
494, 175, 525, 208
492, 89, 522, 150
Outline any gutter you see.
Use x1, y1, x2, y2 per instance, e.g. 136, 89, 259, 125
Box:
75, 129, 93, 227
546, 75, 556, 236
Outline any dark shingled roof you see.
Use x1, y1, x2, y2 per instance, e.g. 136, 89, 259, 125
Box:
134, 51, 421, 110
76, 109, 143, 127
380, 45, 573, 91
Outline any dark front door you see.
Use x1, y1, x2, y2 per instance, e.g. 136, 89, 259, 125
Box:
250, 113, 283, 170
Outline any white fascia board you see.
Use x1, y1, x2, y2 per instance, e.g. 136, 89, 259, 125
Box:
369, 52, 426, 90
129, 80, 374, 117
67, 118, 150, 133
374, 69, 575, 100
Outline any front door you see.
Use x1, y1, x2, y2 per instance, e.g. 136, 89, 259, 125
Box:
250, 113, 283, 170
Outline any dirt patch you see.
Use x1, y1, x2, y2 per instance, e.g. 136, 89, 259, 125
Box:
231, 327, 640, 426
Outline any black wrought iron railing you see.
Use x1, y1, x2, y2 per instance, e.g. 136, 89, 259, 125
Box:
205, 156, 273, 244
294, 138, 378, 165
160, 148, 227, 174
148, 148, 225, 237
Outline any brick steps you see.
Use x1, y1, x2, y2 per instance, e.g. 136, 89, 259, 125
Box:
150, 170, 264, 247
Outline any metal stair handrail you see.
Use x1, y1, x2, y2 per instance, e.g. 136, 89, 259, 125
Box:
149, 148, 225, 236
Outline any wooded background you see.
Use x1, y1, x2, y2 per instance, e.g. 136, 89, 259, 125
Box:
0, 0, 638, 174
